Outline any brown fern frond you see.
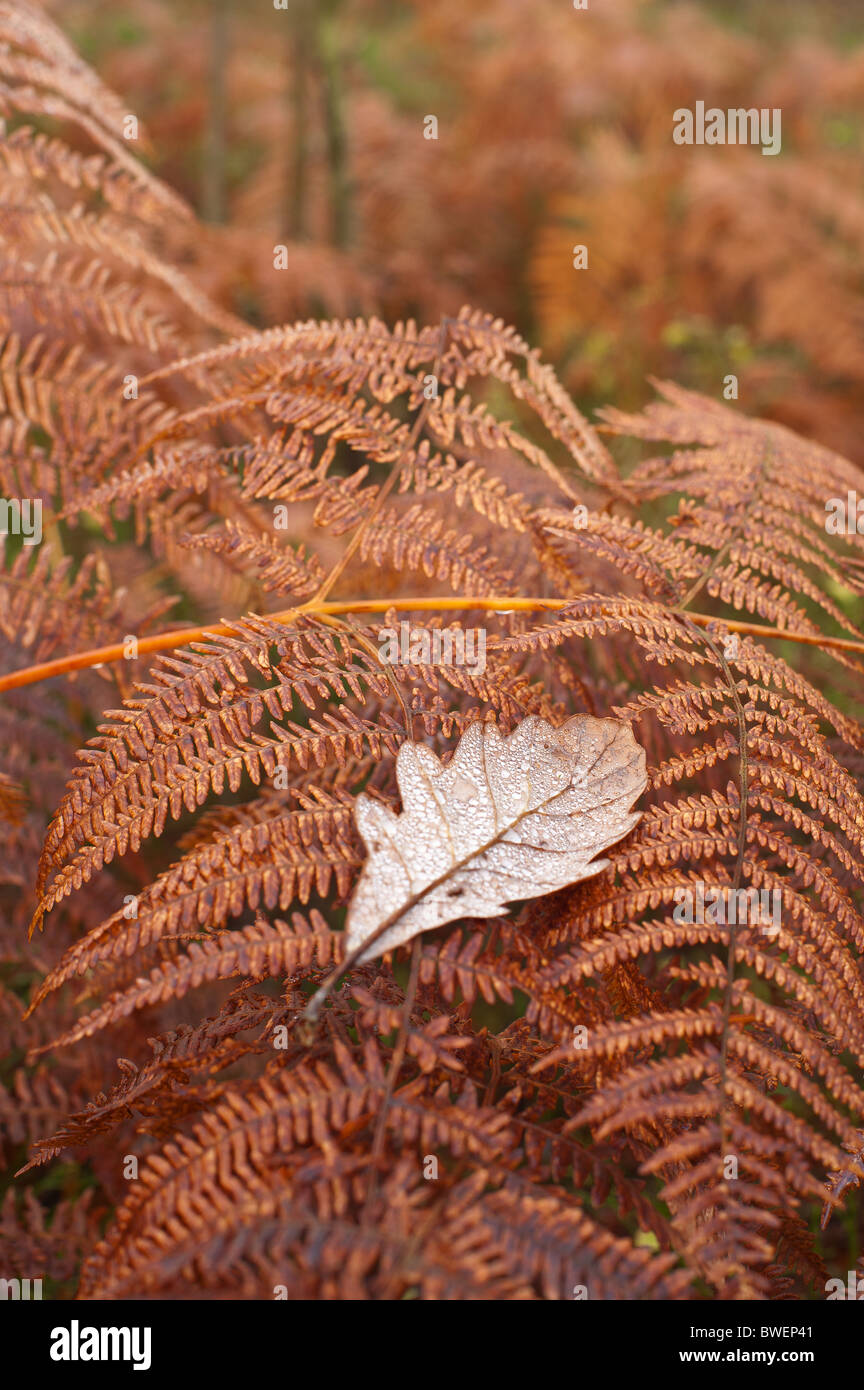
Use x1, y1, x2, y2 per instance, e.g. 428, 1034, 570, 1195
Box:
179, 522, 325, 599
4, 4, 864, 1303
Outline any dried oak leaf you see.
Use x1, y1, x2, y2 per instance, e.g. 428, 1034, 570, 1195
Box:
346, 714, 647, 962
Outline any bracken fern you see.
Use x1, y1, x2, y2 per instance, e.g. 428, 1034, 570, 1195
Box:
1, 0, 863, 1303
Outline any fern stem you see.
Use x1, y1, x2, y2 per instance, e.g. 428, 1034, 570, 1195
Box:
0, 598, 862, 694
681, 617, 751, 1213
309, 316, 454, 604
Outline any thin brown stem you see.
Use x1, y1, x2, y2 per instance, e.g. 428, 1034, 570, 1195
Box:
367, 937, 423, 1186
310, 316, 452, 604
1, 597, 862, 695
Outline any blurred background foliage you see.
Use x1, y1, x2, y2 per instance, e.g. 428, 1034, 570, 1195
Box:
43, 0, 864, 463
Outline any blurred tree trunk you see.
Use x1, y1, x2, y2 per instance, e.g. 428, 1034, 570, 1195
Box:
284, 0, 351, 248
321, 0, 350, 249
286, 0, 314, 240
203, 0, 228, 223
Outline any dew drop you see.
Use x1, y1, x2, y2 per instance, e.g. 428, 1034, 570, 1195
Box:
452, 774, 478, 802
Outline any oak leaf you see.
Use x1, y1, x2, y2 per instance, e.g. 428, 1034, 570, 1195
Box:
346, 714, 648, 962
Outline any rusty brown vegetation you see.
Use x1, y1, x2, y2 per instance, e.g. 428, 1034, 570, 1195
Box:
1, 0, 863, 1301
